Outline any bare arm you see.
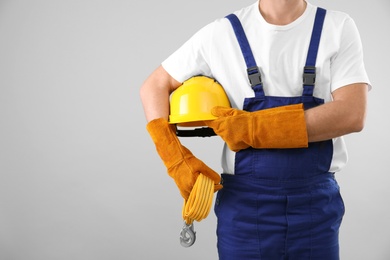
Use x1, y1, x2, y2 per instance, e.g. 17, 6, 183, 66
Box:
140, 65, 182, 122
305, 83, 368, 142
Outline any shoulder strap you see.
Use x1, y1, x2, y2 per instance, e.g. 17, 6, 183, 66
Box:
226, 8, 327, 98
225, 14, 265, 97
303, 7, 327, 96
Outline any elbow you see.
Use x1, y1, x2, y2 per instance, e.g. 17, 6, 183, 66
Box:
139, 77, 158, 105
139, 83, 148, 103
345, 99, 368, 134
350, 113, 366, 133
351, 121, 364, 133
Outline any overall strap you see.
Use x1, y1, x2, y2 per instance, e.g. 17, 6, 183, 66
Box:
303, 7, 327, 96
225, 14, 265, 97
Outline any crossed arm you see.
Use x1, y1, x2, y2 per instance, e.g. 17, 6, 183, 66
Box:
140, 65, 369, 142
305, 81, 368, 142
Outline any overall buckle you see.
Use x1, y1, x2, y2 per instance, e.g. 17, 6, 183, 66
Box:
303, 66, 316, 86
247, 66, 262, 87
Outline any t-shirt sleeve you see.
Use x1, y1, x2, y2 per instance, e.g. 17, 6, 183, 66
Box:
161, 22, 214, 83
330, 16, 371, 92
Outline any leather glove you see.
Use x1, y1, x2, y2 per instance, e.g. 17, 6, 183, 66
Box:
204, 103, 308, 152
146, 118, 222, 200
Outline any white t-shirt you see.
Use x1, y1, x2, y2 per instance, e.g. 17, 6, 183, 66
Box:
162, 1, 371, 174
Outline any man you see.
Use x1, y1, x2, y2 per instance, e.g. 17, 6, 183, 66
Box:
140, 0, 370, 259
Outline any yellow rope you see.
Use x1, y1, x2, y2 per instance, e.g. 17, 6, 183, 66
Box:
182, 173, 214, 225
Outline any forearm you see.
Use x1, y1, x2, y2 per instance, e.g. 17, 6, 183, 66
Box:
140, 65, 181, 122
305, 83, 368, 142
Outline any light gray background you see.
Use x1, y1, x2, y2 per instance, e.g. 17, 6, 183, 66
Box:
0, 0, 389, 259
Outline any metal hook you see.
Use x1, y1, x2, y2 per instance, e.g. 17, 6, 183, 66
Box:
180, 222, 196, 247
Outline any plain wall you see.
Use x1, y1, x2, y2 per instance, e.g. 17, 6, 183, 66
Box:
0, 0, 389, 259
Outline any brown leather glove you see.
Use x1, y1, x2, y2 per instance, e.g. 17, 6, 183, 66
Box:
147, 118, 222, 201
204, 104, 308, 152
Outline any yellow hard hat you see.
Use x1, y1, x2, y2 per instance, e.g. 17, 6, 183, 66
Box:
169, 76, 231, 127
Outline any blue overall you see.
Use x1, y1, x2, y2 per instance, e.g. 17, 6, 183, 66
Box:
215, 8, 345, 260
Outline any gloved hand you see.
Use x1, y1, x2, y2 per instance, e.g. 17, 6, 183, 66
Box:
147, 118, 222, 201
204, 103, 308, 152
